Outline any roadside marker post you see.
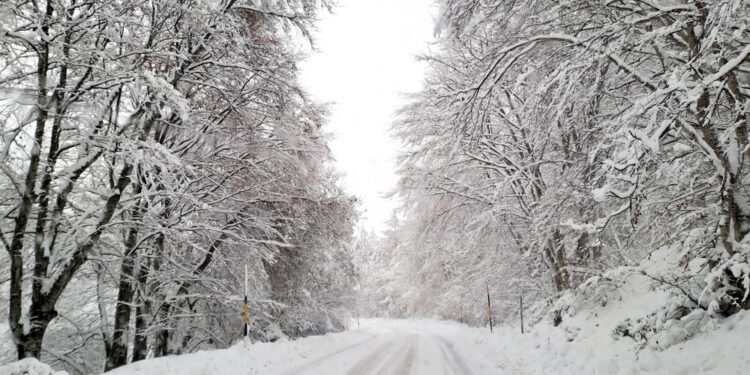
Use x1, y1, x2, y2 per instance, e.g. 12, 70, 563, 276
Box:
486, 283, 493, 333
244, 264, 248, 337
520, 294, 524, 334
459, 293, 464, 324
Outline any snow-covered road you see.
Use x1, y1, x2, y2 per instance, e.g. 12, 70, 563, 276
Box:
96, 311, 750, 375
105, 319, 513, 375
277, 322, 474, 375
10, 312, 748, 374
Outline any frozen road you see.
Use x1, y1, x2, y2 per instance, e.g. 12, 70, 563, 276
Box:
84, 314, 750, 375
277, 322, 474, 375
105, 319, 527, 375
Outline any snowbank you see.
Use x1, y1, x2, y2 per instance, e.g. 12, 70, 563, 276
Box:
104, 329, 375, 375
100, 313, 750, 374
361, 312, 749, 375
417, 310, 750, 374
0, 358, 69, 375
447, 246, 750, 374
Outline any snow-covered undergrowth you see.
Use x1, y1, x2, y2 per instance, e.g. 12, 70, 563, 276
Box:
396, 311, 750, 375
512, 291, 750, 374
507, 245, 750, 374
0, 358, 69, 375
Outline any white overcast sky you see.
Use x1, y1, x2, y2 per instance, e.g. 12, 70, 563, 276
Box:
300, 0, 437, 232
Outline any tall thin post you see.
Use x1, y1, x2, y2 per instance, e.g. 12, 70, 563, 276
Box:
486, 283, 493, 333
520, 294, 524, 334
243, 264, 248, 337
459, 293, 464, 324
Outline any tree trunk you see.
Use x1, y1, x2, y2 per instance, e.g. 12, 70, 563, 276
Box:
132, 302, 149, 361
153, 326, 171, 358
132, 256, 151, 362
105, 227, 140, 370
12, 161, 133, 360
8, 2, 53, 359
106, 179, 146, 370
546, 230, 569, 293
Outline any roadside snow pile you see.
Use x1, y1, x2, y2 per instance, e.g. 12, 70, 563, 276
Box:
392, 309, 749, 375
474, 245, 750, 374
480, 293, 750, 374
0, 358, 69, 375
104, 329, 374, 375
0, 324, 14, 365
99, 313, 750, 375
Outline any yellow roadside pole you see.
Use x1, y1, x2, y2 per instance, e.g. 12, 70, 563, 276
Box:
486, 283, 493, 333
244, 264, 248, 337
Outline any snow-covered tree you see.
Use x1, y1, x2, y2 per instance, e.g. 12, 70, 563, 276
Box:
382, 0, 750, 328
1, 0, 357, 372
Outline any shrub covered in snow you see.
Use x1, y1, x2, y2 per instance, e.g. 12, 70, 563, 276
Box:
0, 358, 69, 375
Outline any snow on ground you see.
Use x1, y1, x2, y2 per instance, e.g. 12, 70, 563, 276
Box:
3, 253, 749, 375
99, 288, 750, 375
0, 358, 69, 375
482, 245, 750, 375
423, 310, 750, 375
2, 312, 749, 374
103, 320, 487, 375
95, 316, 750, 374
103, 328, 373, 375
0, 323, 14, 365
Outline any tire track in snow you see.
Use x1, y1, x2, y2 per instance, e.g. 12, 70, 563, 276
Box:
398, 335, 418, 374
343, 339, 399, 375
277, 322, 479, 375
383, 324, 474, 375
277, 334, 379, 375
374, 335, 419, 375
434, 335, 474, 375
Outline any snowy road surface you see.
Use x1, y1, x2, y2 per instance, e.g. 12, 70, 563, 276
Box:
276, 322, 475, 375
57, 313, 750, 375
106, 319, 516, 375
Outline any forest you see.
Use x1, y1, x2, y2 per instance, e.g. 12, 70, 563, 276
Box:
358, 0, 750, 348
1, 0, 357, 372
2, 0, 750, 374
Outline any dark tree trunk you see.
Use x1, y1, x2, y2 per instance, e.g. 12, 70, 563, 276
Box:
8, 2, 53, 360
11, 164, 133, 359
106, 212, 142, 370
132, 303, 149, 361
153, 325, 171, 358
132, 256, 151, 362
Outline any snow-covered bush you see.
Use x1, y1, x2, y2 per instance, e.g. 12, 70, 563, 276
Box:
0, 358, 68, 375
